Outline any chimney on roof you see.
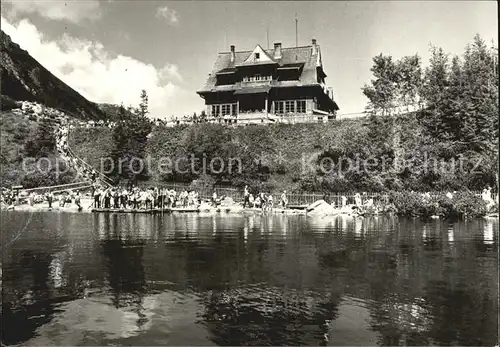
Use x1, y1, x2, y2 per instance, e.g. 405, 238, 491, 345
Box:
230, 45, 235, 63
273, 42, 282, 59
312, 38, 317, 55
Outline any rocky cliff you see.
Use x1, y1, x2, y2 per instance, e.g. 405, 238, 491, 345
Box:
0, 30, 107, 120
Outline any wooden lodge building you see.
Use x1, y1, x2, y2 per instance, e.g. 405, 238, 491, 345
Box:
197, 39, 339, 124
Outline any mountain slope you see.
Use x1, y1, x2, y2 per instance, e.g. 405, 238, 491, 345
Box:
0, 30, 107, 120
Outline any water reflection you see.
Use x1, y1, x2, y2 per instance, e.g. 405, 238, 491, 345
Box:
447, 225, 454, 243
483, 219, 494, 245
1, 212, 498, 346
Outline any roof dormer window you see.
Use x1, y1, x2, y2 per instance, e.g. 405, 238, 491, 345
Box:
254, 53, 260, 60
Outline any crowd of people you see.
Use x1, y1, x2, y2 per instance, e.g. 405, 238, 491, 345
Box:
54, 119, 102, 184
240, 185, 289, 211
2, 183, 500, 216
0, 187, 83, 211
91, 185, 200, 210
88, 185, 289, 211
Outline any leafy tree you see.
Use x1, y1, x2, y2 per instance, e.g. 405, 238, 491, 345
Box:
361, 35, 498, 191
396, 54, 423, 112
362, 54, 399, 116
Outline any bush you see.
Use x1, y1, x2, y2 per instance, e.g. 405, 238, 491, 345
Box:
20, 158, 77, 188
389, 190, 488, 219
389, 191, 427, 217
0, 95, 20, 111
451, 191, 487, 219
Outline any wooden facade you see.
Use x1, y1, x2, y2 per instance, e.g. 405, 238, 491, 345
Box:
197, 40, 339, 123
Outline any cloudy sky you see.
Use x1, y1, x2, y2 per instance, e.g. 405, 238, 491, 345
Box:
1, 1, 497, 119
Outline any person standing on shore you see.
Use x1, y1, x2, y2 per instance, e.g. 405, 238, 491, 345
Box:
95, 187, 102, 208
104, 188, 111, 209
120, 187, 128, 209
153, 187, 159, 208
140, 190, 148, 209
249, 194, 255, 208
260, 192, 267, 213
170, 190, 177, 208
212, 190, 218, 207
75, 191, 82, 211
243, 185, 250, 208
59, 192, 66, 207
280, 191, 288, 209
341, 195, 347, 208
113, 188, 120, 209
46, 191, 53, 209
354, 193, 362, 207
132, 188, 139, 209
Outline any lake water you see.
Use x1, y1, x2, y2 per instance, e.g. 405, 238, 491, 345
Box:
1, 212, 498, 346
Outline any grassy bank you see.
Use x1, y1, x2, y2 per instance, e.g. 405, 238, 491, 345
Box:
68, 126, 114, 172
70, 118, 373, 191
0, 111, 77, 188
69, 113, 497, 194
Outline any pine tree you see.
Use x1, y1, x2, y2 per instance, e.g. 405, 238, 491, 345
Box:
109, 96, 153, 182
445, 35, 498, 151
139, 89, 149, 118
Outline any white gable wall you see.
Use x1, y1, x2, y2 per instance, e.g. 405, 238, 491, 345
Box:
243, 45, 275, 63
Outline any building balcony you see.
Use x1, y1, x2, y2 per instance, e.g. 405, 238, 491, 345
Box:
207, 112, 330, 125
160, 111, 332, 127
240, 80, 272, 86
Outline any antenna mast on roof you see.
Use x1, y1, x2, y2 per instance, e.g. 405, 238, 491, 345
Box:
224, 5, 228, 51
295, 13, 298, 61
267, 25, 269, 49
295, 14, 298, 48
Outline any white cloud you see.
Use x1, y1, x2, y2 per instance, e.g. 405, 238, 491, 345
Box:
1, 16, 183, 119
3, 0, 102, 24
160, 64, 183, 83
155, 5, 179, 26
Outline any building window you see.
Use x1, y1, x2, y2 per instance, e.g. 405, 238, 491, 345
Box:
255, 53, 260, 60
275, 101, 284, 114
296, 100, 306, 113
211, 103, 237, 117
275, 100, 307, 114
211, 105, 220, 117
242, 74, 271, 82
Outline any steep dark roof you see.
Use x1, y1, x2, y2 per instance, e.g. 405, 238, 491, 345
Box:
198, 44, 323, 93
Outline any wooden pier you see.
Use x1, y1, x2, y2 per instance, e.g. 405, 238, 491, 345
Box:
91, 207, 200, 214
90, 206, 306, 215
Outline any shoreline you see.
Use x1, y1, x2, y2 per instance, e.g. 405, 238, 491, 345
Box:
3, 202, 498, 219
1, 198, 358, 216
2, 195, 499, 220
